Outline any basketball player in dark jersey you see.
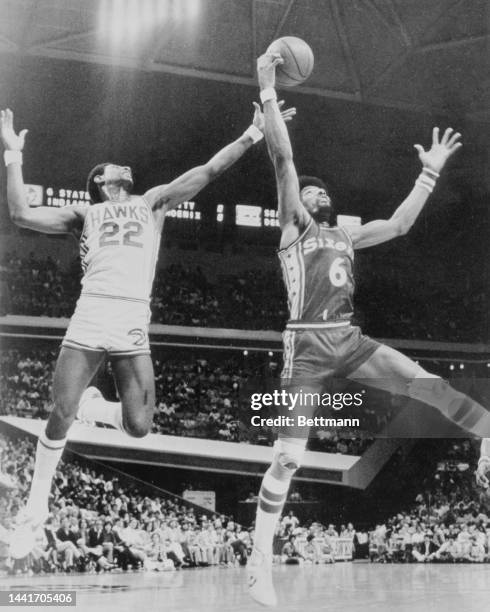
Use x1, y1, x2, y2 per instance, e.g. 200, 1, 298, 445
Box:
248, 53, 488, 606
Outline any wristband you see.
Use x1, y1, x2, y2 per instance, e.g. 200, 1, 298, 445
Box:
422, 167, 440, 179
260, 87, 277, 104
244, 124, 264, 144
4, 150, 23, 167
417, 175, 436, 188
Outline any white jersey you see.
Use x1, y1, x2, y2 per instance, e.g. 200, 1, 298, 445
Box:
79, 196, 160, 303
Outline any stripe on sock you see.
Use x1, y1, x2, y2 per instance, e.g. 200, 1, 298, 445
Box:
260, 486, 287, 504
259, 498, 283, 514
456, 406, 485, 430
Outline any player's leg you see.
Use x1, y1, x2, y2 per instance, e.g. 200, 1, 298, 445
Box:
11, 347, 104, 558
248, 433, 307, 606
347, 344, 490, 437
76, 299, 154, 435
111, 354, 155, 437
77, 354, 155, 437
249, 373, 318, 606
249, 328, 325, 606
26, 347, 105, 516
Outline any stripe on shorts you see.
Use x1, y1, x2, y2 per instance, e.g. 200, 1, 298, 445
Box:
282, 330, 296, 379
62, 340, 105, 353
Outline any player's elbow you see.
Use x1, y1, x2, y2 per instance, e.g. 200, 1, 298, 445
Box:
393, 217, 410, 237
10, 211, 29, 227
203, 162, 223, 182
271, 148, 293, 167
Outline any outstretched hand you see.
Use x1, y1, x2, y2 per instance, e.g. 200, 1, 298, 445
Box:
414, 127, 462, 174
0, 109, 28, 151
257, 52, 283, 90
252, 100, 296, 132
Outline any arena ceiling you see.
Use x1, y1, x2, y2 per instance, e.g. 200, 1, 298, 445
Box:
0, 0, 488, 121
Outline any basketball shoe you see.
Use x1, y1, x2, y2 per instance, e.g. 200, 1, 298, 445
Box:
248, 547, 277, 607
76, 386, 102, 426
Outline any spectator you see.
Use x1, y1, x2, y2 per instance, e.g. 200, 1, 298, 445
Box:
281, 535, 304, 565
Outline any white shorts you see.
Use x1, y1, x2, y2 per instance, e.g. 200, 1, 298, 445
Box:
63, 294, 151, 356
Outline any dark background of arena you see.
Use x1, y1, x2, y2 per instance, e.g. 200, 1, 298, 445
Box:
0, 0, 489, 579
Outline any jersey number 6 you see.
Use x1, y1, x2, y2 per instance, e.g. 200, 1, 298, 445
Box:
329, 257, 348, 287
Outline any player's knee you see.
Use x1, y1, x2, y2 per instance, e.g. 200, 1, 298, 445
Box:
123, 416, 151, 438
271, 438, 305, 479
124, 423, 150, 438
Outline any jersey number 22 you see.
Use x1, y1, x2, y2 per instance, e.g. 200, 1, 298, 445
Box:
99, 221, 144, 249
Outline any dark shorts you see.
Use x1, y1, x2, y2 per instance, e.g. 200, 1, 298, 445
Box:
282, 324, 380, 382
277, 324, 380, 440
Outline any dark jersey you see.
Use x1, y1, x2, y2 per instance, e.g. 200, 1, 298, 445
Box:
278, 219, 354, 327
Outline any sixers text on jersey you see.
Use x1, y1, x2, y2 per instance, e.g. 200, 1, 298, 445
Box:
279, 219, 354, 326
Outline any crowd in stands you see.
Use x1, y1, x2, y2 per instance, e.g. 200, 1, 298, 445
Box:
151, 355, 247, 443
0, 435, 360, 576
2, 433, 490, 577
0, 434, 364, 577
0, 253, 80, 318
0, 435, 253, 575
0, 351, 54, 421
267, 441, 490, 566
270, 512, 359, 565
369, 440, 490, 563
0, 349, 375, 455
0, 252, 486, 342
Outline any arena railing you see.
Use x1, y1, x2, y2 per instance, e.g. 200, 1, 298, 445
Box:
1, 314, 489, 356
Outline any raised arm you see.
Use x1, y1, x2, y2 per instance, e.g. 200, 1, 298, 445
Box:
257, 53, 310, 237
0, 109, 85, 234
348, 127, 462, 249
144, 102, 296, 215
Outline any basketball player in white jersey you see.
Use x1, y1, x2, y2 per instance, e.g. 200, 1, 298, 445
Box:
0, 102, 295, 557
248, 53, 489, 606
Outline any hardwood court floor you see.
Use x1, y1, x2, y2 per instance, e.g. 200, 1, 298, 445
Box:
1, 563, 489, 612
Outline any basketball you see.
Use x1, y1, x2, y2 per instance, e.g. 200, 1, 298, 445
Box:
267, 36, 314, 87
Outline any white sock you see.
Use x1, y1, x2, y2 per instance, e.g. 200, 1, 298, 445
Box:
25, 431, 66, 517
81, 397, 124, 432
253, 468, 291, 555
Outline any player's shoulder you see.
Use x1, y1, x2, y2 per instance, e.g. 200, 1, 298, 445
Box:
334, 223, 354, 244
130, 194, 148, 203
142, 185, 169, 207
279, 214, 314, 251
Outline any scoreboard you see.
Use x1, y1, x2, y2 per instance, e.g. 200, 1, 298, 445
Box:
31, 184, 199, 219
28, 186, 360, 233
25, 185, 317, 233
234, 204, 279, 228
215, 204, 279, 228
45, 186, 89, 207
